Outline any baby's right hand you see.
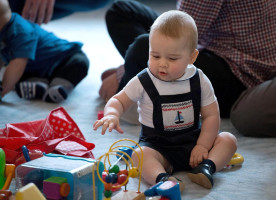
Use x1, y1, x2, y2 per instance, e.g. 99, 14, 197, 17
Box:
93, 115, 123, 135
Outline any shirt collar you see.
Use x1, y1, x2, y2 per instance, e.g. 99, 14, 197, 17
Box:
147, 64, 197, 82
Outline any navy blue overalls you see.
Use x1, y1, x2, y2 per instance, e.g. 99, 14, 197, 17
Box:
137, 69, 201, 171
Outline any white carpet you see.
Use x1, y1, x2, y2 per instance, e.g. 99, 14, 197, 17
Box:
1, 1, 276, 199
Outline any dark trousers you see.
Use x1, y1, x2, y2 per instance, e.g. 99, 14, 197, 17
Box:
52, 51, 89, 86
21, 51, 89, 87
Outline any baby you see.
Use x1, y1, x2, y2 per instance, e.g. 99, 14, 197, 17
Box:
94, 10, 237, 191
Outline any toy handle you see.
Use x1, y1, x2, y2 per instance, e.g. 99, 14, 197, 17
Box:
0, 148, 6, 189
2, 164, 16, 190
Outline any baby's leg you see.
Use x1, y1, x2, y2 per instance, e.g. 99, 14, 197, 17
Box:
188, 132, 237, 188
208, 132, 237, 171
131, 146, 170, 185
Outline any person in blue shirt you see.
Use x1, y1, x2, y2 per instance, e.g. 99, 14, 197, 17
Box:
0, 0, 89, 102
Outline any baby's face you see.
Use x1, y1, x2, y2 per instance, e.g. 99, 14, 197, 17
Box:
148, 31, 195, 81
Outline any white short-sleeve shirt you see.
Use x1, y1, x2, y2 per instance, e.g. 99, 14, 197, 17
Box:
123, 64, 217, 128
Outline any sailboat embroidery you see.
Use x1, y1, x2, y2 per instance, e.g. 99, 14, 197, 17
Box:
175, 111, 184, 124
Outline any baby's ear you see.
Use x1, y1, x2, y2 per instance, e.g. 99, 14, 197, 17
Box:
189, 49, 199, 64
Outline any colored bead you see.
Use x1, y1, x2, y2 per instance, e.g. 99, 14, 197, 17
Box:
117, 169, 128, 176
108, 164, 120, 174
104, 183, 112, 191
129, 167, 139, 178
117, 174, 128, 185
105, 174, 112, 183
104, 190, 112, 198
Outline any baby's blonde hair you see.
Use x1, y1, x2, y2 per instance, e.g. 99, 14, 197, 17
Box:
150, 10, 198, 52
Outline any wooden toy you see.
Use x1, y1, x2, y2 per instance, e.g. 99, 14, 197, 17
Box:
43, 176, 70, 200
15, 183, 46, 200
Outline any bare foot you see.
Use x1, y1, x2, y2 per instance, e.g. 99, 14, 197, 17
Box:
99, 73, 118, 102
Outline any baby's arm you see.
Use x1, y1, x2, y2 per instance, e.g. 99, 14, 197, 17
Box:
93, 90, 134, 135
1, 58, 28, 98
190, 101, 220, 168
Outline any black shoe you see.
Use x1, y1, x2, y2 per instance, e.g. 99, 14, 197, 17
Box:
188, 164, 214, 189
160, 175, 185, 193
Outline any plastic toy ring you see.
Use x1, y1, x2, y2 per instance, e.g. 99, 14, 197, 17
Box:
228, 153, 244, 166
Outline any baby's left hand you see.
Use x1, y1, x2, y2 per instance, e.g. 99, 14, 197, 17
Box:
189, 144, 208, 168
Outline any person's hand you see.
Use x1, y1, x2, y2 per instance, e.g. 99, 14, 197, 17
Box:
22, 0, 55, 25
93, 114, 123, 135
189, 144, 208, 168
99, 73, 119, 102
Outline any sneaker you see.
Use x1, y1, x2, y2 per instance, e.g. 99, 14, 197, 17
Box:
43, 85, 68, 103
160, 175, 185, 193
187, 163, 214, 189
16, 81, 48, 99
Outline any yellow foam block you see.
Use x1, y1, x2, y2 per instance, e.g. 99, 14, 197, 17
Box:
16, 183, 46, 200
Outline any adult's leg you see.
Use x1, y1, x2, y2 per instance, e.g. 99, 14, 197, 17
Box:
118, 34, 150, 91
194, 50, 246, 118
105, 0, 158, 58
100, 0, 157, 100
230, 77, 276, 137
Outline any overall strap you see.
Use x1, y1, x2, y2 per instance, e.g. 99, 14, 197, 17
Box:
138, 69, 163, 130
137, 69, 160, 102
189, 70, 201, 128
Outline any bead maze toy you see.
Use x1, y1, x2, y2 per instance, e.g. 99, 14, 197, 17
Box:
92, 139, 145, 200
